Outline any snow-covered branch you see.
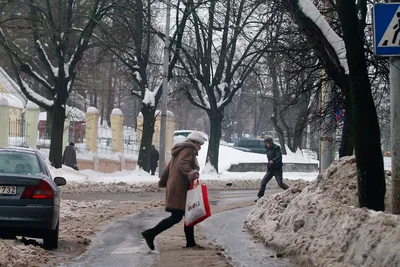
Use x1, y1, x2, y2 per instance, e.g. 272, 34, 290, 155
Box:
298, 0, 349, 74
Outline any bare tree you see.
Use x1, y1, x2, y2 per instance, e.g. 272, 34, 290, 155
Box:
280, 0, 385, 211
98, 0, 193, 172
176, 0, 278, 172
0, 0, 115, 168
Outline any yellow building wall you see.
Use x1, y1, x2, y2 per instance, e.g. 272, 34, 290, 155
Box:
8, 107, 24, 137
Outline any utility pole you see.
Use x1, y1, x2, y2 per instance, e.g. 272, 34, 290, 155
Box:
319, 0, 335, 172
159, 0, 171, 177
390, 0, 400, 214
390, 58, 400, 213
320, 74, 335, 172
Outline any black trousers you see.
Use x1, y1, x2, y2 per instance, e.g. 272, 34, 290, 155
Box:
257, 169, 289, 198
150, 166, 157, 175
149, 210, 195, 246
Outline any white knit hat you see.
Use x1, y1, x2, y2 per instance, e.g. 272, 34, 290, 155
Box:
186, 131, 205, 145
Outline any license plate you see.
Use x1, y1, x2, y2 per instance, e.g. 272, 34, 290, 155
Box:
0, 186, 16, 195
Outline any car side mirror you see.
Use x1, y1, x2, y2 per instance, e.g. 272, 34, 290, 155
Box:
54, 177, 66, 186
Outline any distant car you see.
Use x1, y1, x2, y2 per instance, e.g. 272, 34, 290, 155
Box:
0, 147, 66, 249
233, 138, 266, 154
174, 130, 208, 144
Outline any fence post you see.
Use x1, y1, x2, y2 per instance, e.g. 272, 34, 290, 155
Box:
86, 107, 99, 153
0, 96, 9, 147
25, 101, 40, 149
63, 119, 70, 153
111, 108, 123, 153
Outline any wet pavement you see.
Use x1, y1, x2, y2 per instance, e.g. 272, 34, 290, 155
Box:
59, 208, 165, 267
62, 190, 262, 203
59, 190, 291, 267
200, 207, 293, 267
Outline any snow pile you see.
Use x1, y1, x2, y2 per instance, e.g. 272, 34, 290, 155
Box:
197, 142, 318, 174
246, 156, 400, 267
60, 180, 160, 194
0, 239, 49, 267
60, 200, 112, 220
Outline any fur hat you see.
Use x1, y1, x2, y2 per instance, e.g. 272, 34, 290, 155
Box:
264, 136, 273, 144
186, 131, 205, 145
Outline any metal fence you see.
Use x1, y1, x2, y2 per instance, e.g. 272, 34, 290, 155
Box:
70, 121, 88, 153
36, 120, 139, 156
37, 124, 51, 149
123, 126, 139, 155
97, 124, 113, 155
9, 118, 29, 147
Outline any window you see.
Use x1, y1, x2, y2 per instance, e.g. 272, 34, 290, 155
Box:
238, 140, 247, 147
247, 140, 260, 148
259, 141, 265, 148
0, 152, 42, 175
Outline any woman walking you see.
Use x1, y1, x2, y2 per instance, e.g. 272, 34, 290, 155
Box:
141, 132, 205, 250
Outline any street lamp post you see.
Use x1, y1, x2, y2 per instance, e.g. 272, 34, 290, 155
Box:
159, 0, 171, 176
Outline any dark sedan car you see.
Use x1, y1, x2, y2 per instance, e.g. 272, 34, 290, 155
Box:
0, 147, 66, 249
233, 138, 266, 154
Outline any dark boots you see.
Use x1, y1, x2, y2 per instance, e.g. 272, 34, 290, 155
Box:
141, 230, 155, 251
142, 211, 196, 251
184, 226, 196, 247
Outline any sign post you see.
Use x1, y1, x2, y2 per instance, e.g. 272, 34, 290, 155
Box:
374, 2, 400, 213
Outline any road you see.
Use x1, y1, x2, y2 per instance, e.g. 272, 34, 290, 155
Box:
60, 189, 293, 267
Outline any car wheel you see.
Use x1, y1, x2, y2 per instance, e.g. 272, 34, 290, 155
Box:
43, 222, 59, 250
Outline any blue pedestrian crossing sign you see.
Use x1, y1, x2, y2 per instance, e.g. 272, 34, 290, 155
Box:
374, 3, 400, 56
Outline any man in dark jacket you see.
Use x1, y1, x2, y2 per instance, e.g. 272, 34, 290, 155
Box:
63, 142, 77, 170
150, 145, 159, 175
256, 137, 289, 201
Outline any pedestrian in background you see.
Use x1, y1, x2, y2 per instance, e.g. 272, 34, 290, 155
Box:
150, 145, 159, 176
63, 142, 78, 170
256, 137, 289, 202
142, 131, 205, 250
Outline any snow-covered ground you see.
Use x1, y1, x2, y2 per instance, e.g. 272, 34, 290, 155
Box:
197, 142, 318, 173
246, 156, 399, 267
44, 143, 393, 189
44, 143, 320, 188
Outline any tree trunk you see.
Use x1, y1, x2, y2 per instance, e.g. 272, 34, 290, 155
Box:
206, 111, 223, 172
293, 132, 303, 152
137, 105, 156, 172
46, 111, 53, 138
336, 0, 386, 211
339, 97, 354, 157
49, 104, 66, 168
268, 55, 287, 155
271, 116, 287, 155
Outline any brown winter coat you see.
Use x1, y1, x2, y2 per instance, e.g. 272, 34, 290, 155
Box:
159, 140, 200, 212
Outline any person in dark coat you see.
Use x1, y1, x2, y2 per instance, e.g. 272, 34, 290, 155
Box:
150, 145, 159, 175
141, 131, 204, 251
256, 137, 289, 202
63, 142, 77, 170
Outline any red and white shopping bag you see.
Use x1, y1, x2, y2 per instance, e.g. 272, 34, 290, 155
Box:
184, 179, 211, 227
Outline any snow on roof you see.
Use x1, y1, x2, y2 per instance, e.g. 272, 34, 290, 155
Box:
0, 94, 9, 106
111, 108, 123, 116
298, 0, 349, 74
87, 107, 99, 114
0, 67, 26, 109
26, 100, 39, 110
